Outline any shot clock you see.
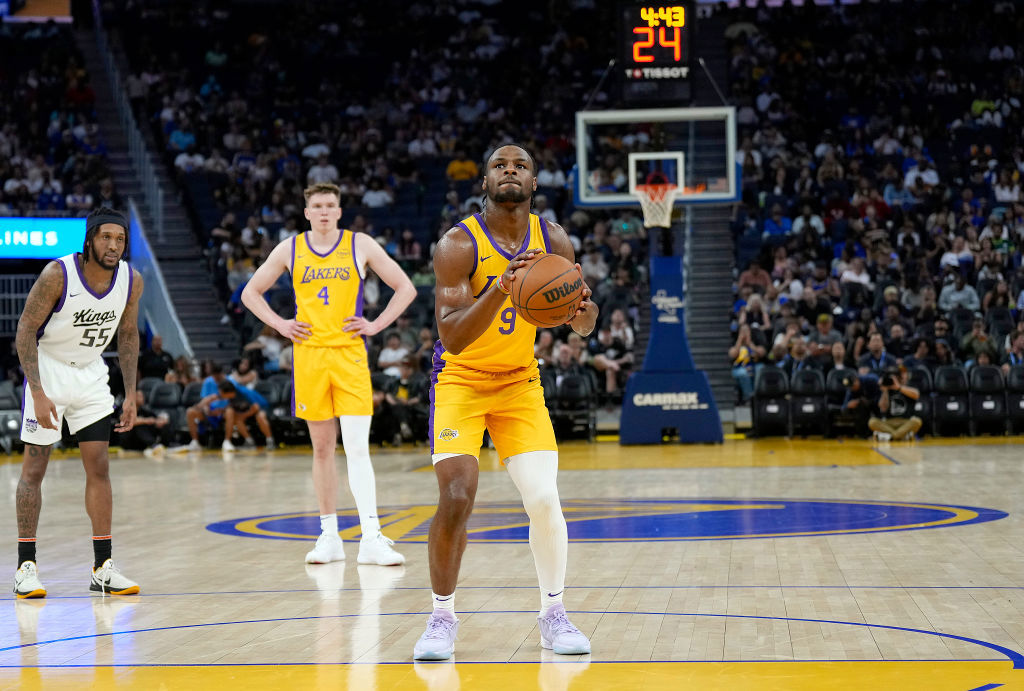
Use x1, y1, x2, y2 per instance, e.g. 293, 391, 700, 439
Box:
619, 2, 695, 104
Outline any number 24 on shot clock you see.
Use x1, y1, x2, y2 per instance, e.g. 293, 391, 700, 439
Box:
623, 4, 691, 66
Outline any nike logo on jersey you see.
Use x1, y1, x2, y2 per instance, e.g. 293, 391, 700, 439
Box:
528, 377, 538, 383
480, 255, 492, 262
69, 292, 81, 298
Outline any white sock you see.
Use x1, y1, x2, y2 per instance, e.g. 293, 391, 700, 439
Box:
541, 588, 564, 615
340, 416, 382, 536
320, 513, 338, 537
432, 591, 456, 614
505, 451, 568, 616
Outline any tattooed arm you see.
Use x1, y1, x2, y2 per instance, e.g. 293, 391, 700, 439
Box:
115, 269, 144, 433
15, 262, 65, 430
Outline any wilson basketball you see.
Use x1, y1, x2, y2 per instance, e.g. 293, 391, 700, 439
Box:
510, 253, 585, 328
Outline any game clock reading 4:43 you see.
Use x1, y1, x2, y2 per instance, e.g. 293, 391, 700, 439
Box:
620, 2, 694, 102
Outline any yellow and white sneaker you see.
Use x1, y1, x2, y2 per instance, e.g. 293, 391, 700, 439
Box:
14, 561, 46, 599
90, 559, 140, 595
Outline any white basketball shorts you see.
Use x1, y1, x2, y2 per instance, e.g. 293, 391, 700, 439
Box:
21, 351, 115, 446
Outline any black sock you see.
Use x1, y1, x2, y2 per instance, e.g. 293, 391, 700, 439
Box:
18, 539, 36, 568
93, 536, 112, 569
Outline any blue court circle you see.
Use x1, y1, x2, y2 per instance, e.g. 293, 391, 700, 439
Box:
205, 498, 1007, 543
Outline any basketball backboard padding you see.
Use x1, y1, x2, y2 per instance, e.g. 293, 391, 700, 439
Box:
574, 106, 737, 208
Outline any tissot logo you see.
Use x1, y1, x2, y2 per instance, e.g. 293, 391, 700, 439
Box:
627, 67, 690, 80
542, 276, 583, 304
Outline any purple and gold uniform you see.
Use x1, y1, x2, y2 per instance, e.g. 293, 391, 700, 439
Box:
430, 213, 558, 460
290, 230, 371, 420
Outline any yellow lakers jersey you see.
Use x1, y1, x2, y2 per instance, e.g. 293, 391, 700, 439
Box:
437, 213, 553, 373
291, 230, 364, 349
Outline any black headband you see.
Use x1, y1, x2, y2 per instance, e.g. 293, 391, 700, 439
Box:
87, 211, 128, 234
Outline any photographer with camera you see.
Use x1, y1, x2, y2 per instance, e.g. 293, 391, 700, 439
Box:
868, 365, 922, 441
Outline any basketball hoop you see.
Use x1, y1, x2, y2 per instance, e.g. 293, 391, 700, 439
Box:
634, 183, 679, 229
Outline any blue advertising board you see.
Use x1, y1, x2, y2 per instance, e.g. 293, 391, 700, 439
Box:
0, 217, 85, 259
619, 255, 723, 444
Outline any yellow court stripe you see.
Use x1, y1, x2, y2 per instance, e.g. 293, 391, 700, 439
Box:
0, 661, 1017, 690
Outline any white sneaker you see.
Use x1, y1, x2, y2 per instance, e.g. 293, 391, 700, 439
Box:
265, 437, 276, 450
874, 431, 892, 442
305, 533, 346, 564
90, 559, 140, 595
358, 532, 405, 566
242, 438, 257, 449
143, 443, 166, 458
413, 609, 459, 660
187, 439, 202, 452
13, 561, 46, 599
222, 439, 236, 452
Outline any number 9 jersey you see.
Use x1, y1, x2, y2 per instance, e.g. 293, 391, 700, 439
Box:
435, 213, 552, 374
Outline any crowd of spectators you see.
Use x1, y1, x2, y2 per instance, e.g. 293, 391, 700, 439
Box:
724, 1, 1024, 412
0, 22, 125, 217
96, 0, 646, 427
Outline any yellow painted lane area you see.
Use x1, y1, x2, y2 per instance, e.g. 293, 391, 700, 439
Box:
1, 661, 1018, 690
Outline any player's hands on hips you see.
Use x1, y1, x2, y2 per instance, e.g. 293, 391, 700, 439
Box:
343, 315, 380, 337
277, 319, 312, 343
31, 391, 59, 430
115, 395, 136, 433
567, 265, 598, 336
500, 249, 542, 294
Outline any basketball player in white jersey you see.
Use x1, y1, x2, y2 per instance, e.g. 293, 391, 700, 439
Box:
14, 207, 144, 598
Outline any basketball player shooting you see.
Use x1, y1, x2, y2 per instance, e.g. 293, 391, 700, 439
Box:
14, 207, 144, 599
241, 183, 415, 567
413, 144, 598, 660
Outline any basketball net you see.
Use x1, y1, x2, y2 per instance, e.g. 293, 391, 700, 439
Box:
634, 183, 679, 229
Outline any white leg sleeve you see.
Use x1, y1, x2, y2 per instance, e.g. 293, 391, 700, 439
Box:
505, 450, 567, 611
339, 415, 381, 536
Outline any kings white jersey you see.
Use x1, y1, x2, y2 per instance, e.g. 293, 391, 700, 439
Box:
37, 253, 133, 366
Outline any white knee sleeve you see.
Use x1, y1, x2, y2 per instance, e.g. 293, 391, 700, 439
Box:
339, 416, 380, 535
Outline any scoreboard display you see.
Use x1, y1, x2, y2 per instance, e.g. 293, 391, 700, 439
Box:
619, 3, 695, 104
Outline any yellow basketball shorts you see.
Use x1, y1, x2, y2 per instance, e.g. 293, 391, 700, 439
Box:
292, 344, 372, 420
430, 362, 557, 461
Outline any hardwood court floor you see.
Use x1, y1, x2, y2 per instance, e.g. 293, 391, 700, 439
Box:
1, 436, 1022, 689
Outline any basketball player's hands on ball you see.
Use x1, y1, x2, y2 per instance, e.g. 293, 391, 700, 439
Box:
115, 394, 136, 433
342, 315, 381, 337
567, 264, 598, 336
32, 391, 59, 430
500, 249, 542, 293
277, 319, 312, 344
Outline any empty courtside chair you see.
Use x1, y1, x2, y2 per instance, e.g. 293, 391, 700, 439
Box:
181, 381, 204, 409
753, 368, 789, 437
825, 369, 857, 437
932, 366, 970, 436
149, 382, 184, 436
969, 365, 1006, 436
789, 368, 826, 437
0, 382, 21, 455
1006, 365, 1024, 434
139, 376, 163, 402
254, 380, 281, 407
907, 367, 934, 436
554, 373, 596, 441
